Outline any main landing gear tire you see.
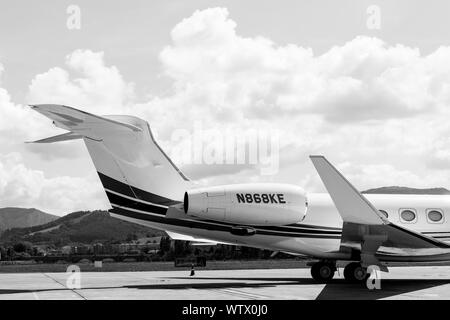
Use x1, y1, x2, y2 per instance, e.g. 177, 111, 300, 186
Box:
310, 261, 336, 283
344, 262, 368, 283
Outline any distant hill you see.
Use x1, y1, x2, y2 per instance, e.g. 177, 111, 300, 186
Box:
362, 186, 450, 195
0, 210, 164, 246
0, 208, 58, 233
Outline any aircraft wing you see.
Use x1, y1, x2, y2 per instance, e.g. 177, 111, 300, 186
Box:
310, 156, 386, 225
310, 155, 450, 269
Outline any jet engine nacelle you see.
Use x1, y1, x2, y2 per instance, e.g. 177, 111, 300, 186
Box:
183, 183, 308, 226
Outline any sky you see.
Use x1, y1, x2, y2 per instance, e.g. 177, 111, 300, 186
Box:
1, 1, 450, 215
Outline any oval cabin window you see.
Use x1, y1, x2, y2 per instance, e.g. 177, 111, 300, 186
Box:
428, 210, 443, 222
401, 209, 416, 222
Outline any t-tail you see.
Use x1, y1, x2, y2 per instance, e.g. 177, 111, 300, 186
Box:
29, 104, 193, 215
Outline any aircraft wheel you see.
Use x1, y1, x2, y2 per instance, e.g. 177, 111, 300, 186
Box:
310, 261, 335, 283
344, 262, 367, 282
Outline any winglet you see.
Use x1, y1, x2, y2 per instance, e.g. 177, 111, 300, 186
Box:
310, 155, 385, 225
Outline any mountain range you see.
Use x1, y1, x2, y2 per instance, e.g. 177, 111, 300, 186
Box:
362, 186, 450, 195
0, 208, 58, 233
0, 210, 164, 246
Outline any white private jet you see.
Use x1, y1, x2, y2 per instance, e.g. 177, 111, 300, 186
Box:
30, 104, 450, 283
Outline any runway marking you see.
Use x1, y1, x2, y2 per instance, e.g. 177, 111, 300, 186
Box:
204, 285, 272, 300
217, 288, 270, 300
32, 292, 39, 300
42, 273, 86, 300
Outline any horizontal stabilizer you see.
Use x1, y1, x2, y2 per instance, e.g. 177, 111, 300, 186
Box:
26, 132, 83, 144
29, 104, 142, 141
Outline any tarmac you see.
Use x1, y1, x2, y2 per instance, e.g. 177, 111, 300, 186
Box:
1, 266, 450, 300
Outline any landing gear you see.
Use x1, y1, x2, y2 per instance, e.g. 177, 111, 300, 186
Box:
310, 261, 336, 283
343, 262, 368, 282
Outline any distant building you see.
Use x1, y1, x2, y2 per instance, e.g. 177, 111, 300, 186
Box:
61, 246, 72, 255
92, 243, 104, 254
136, 236, 162, 245
71, 245, 91, 255
118, 243, 159, 254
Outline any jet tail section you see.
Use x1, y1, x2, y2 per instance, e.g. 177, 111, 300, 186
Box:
30, 104, 192, 209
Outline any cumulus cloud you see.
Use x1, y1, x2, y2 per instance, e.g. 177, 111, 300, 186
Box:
0, 153, 109, 215
150, 8, 450, 129
0, 88, 59, 144
28, 50, 135, 114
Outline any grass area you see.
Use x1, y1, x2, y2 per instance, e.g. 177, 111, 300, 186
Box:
0, 259, 310, 273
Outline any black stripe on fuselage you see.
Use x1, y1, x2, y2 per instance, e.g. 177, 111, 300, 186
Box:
423, 231, 450, 235
201, 219, 342, 234
109, 206, 341, 239
97, 172, 180, 206
105, 191, 168, 215
286, 224, 341, 231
